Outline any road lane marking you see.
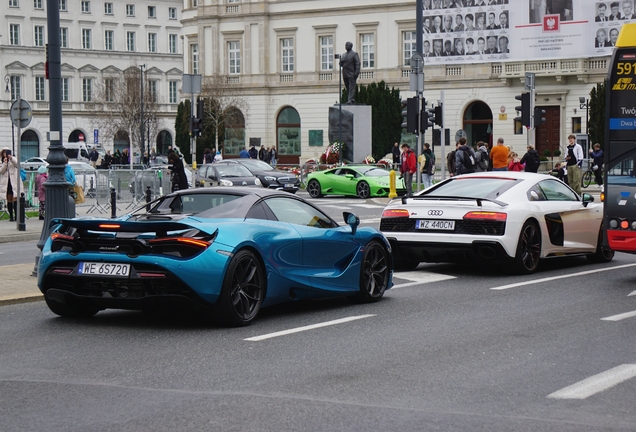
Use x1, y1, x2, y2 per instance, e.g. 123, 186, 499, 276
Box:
547, 364, 636, 399
244, 314, 375, 342
490, 263, 636, 291
601, 310, 636, 321
629, 291, 636, 297
391, 271, 456, 289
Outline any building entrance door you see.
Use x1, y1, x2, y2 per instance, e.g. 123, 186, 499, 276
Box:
535, 106, 560, 157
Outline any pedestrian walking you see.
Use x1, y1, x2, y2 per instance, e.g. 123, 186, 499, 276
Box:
520, 145, 541, 173
0, 148, 20, 221
269, 146, 277, 167
420, 142, 436, 188
36, 165, 48, 220
392, 142, 401, 170
589, 142, 604, 186
565, 134, 584, 195
400, 143, 417, 196
490, 137, 509, 171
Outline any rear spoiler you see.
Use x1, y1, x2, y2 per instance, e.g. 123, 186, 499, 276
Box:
49, 218, 213, 236
401, 195, 508, 207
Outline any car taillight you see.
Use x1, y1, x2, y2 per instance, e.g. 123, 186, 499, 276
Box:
50, 232, 76, 253
147, 237, 212, 258
463, 211, 507, 221
382, 209, 410, 218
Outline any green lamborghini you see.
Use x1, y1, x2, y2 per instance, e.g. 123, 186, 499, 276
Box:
306, 165, 406, 199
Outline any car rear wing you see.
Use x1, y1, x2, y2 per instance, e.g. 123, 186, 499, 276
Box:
401, 195, 508, 207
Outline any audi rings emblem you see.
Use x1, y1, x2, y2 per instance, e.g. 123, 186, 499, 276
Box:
427, 210, 444, 216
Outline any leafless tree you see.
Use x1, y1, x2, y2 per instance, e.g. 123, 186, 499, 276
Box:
199, 73, 250, 151
93, 67, 163, 158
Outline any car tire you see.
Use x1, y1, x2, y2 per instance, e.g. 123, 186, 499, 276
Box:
587, 229, 615, 263
355, 240, 390, 303
513, 220, 541, 274
307, 179, 323, 198
357, 181, 371, 199
214, 249, 265, 327
44, 293, 99, 318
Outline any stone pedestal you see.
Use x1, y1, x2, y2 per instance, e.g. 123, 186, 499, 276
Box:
328, 104, 372, 163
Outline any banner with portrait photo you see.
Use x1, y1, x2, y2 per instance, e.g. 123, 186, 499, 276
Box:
421, 0, 634, 65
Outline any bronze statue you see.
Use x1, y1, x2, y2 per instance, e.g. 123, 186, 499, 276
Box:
339, 41, 360, 104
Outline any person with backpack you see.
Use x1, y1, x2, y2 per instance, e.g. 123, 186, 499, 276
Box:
474, 141, 489, 172
420, 142, 436, 188
454, 137, 477, 175
447, 142, 459, 177
520, 145, 541, 173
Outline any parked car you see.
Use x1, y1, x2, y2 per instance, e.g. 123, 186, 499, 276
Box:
21, 157, 48, 171
227, 158, 300, 193
380, 171, 614, 274
307, 165, 406, 199
38, 187, 392, 325
195, 162, 262, 187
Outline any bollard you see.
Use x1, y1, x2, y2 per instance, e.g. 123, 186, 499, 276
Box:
18, 193, 26, 231
388, 170, 398, 199
145, 185, 152, 211
111, 187, 117, 218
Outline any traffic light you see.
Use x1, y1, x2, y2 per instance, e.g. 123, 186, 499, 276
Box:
401, 97, 418, 134
191, 99, 204, 136
534, 106, 546, 128
514, 92, 531, 127
420, 107, 430, 133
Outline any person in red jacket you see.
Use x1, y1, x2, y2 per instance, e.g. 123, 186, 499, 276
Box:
400, 143, 417, 196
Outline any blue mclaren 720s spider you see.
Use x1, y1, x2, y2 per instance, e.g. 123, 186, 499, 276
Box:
38, 187, 393, 326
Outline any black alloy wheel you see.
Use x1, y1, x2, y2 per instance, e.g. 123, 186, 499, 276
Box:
307, 179, 323, 198
356, 241, 390, 302
357, 181, 371, 199
513, 221, 541, 274
215, 250, 265, 326
587, 228, 616, 263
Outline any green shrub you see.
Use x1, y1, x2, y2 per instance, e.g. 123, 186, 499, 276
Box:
552, 150, 561, 157
543, 149, 551, 157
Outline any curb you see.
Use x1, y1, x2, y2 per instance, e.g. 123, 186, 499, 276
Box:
0, 295, 44, 306
0, 233, 42, 244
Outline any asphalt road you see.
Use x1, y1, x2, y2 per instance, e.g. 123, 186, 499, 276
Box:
1, 193, 636, 431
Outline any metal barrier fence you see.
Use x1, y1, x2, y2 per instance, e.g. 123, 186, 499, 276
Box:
19, 168, 173, 217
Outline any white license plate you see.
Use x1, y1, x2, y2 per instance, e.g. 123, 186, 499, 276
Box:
284, 183, 295, 188
416, 219, 455, 230
78, 262, 130, 277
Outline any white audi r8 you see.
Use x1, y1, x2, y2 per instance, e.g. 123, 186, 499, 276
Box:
380, 172, 614, 274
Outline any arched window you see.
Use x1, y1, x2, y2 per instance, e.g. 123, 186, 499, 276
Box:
462, 101, 493, 148
20, 130, 39, 161
222, 107, 245, 156
276, 106, 301, 164
68, 129, 87, 143
156, 130, 173, 155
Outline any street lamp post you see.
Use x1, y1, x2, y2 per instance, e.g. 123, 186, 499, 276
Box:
335, 53, 342, 165
4, 75, 16, 154
140, 64, 145, 167
579, 96, 589, 135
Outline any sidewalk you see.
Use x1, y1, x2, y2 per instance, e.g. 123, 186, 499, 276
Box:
0, 206, 110, 306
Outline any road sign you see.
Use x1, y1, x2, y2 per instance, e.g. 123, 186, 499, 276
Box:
409, 53, 424, 73
10, 99, 33, 128
94, 129, 99, 144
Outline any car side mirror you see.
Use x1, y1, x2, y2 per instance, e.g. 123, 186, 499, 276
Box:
582, 193, 594, 207
345, 174, 355, 179
343, 212, 360, 235
208, 175, 217, 181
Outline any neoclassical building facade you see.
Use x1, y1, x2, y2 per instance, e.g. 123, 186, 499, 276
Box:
180, 0, 610, 164
1, 0, 183, 160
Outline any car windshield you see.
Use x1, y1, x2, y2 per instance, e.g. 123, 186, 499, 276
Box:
142, 193, 242, 215
424, 177, 519, 199
240, 159, 273, 171
356, 167, 390, 177
217, 165, 253, 178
